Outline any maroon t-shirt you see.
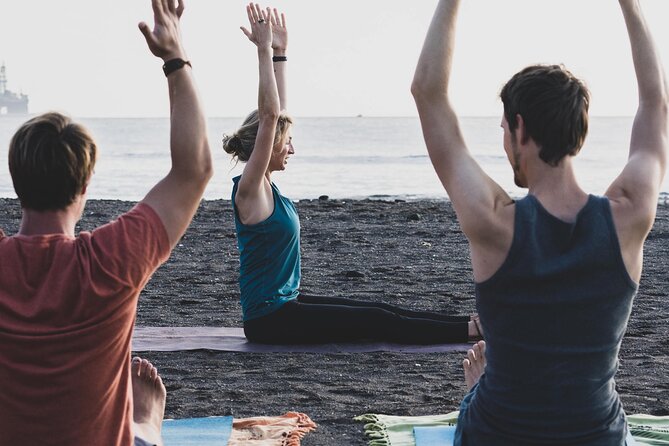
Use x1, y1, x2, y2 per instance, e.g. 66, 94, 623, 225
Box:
0, 203, 170, 446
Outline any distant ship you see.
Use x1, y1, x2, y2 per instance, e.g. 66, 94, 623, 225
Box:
0, 63, 29, 115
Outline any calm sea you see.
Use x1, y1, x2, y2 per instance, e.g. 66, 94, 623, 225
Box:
0, 116, 667, 202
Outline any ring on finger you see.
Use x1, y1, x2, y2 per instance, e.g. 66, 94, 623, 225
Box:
258, 18, 265, 23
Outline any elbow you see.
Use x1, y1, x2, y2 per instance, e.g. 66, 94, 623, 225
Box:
189, 143, 214, 187
640, 94, 669, 113
258, 95, 281, 122
411, 75, 445, 105
640, 80, 669, 113
410, 80, 424, 101
258, 106, 280, 122
200, 142, 214, 182
201, 154, 214, 183
411, 76, 428, 101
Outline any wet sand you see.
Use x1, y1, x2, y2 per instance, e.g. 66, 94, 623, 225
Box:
1, 197, 667, 445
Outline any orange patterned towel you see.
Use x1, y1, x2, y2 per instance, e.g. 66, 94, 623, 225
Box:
228, 411, 317, 446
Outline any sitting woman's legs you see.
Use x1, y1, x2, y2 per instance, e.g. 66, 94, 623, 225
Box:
297, 293, 470, 322
244, 295, 469, 344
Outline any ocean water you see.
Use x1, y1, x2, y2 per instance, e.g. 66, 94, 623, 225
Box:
0, 116, 667, 202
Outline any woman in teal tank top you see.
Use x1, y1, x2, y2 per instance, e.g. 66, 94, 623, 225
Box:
222, 6, 479, 344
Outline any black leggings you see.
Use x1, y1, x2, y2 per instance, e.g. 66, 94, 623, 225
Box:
243, 293, 469, 344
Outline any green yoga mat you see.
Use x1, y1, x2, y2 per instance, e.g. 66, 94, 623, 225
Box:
355, 412, 459, 446
628, 414, 669, 445
356, 412, 669, 446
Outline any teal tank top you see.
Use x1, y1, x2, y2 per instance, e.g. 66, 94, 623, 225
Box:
231, 176, 300, 321
457, 195, 638, 445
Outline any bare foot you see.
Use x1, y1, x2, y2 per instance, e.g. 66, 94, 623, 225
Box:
463, 340, 486, 391
132, 357, 166, 446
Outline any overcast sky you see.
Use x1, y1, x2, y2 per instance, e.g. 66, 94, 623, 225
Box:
1, 0, 668, 118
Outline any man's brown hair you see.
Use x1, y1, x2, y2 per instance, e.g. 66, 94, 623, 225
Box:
9, 112, 97, 211
500, 64, 590, 166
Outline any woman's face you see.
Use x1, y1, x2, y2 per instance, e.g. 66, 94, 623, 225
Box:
269, 127, 294, 172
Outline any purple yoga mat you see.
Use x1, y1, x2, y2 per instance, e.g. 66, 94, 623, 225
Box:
132, 327, 472, 353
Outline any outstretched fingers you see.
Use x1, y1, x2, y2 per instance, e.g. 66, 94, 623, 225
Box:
151, 0, 165, 25
159, 0, 184, 20
271, 8, 280, 26
138, 21, 155, 46
253, 3, 263, 22
270, 8, 286, 28
140, 0, 165, 45
246, 3, 256, 25
139, 0, 186, 60
242, 3, 273, 45
162, 0, 175, 14
151, 0, 164, 15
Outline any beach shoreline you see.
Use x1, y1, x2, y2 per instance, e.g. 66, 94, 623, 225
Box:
1, 197, 667, 445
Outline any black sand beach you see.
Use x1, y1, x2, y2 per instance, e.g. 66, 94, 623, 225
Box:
1, 197, 667, 445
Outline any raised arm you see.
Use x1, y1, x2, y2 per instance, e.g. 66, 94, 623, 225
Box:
411, 0, 512, 246
236, 4, 280, 209
138, 0, 213, 249
606, 0, 669, 222
271, 8, 288, 111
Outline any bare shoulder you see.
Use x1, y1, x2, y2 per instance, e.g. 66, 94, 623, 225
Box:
466, 196, 516, 283
606, 164, 659, 241
235, 178, 274, 226
606, 191, 656, 283
606, 192, 656, 243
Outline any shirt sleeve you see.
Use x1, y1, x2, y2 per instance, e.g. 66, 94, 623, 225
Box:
85, 203, 171, 290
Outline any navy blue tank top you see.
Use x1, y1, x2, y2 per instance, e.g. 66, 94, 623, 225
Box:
457, 195, 638, 445
231, 176, 301, 321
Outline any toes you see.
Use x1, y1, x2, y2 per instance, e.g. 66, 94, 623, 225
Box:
156, 374, 165, 391
131, 356, 142, 374
473, 342, 483, 359
140, 359, 152, 379
131, 357, 163, 388
467, 348, 477, 364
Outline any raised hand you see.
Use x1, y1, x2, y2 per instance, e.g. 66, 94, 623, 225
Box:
139, 0, 187, 61
270, 8, 288, 55
240, 3, 273, 49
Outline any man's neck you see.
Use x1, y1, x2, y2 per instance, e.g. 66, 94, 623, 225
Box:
525, 157, 589, 221
19, 206, 80, 237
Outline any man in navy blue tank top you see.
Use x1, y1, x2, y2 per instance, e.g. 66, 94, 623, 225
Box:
412, 0, 667, 444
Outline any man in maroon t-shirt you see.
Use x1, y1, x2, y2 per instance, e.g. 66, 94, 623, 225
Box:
0, 1, 212, 445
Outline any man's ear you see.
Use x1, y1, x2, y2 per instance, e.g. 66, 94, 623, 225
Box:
515, 113, 530, 145
81, 183, 88, 196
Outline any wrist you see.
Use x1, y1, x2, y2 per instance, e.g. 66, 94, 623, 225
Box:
162, 58, 191, 77
257, 45, 273, 55
272, 48, 287, 56
161, 48, 188, 63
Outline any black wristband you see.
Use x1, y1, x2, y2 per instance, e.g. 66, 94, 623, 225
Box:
272, 55, 287, 62
162, 58, 192, 77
